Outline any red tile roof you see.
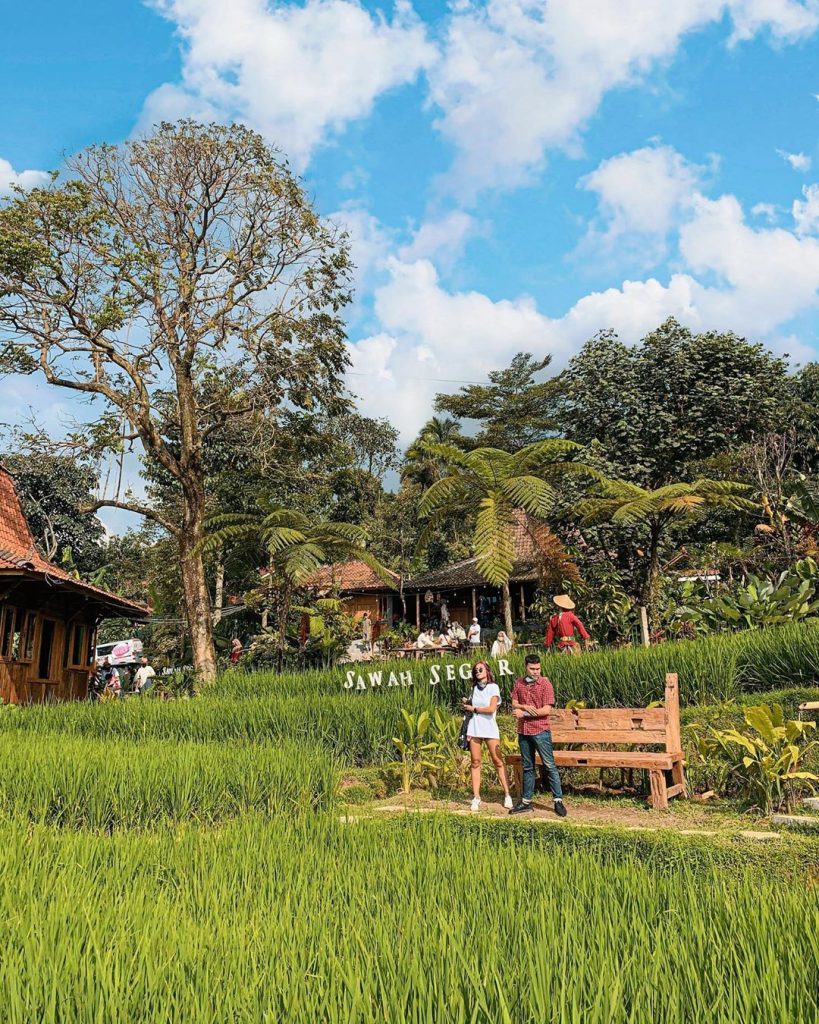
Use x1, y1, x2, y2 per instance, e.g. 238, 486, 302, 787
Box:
0, 467, 150, 618
307, 559, 399, 593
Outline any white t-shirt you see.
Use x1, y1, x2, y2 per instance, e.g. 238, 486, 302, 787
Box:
468, 623, 481, 644
134, 665, 156, 689
466, 682, 501, 740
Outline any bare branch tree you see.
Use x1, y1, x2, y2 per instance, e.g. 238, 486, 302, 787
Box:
0, 121, 353, 679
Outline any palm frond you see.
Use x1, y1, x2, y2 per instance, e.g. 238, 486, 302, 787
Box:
508, 438, 582, 473
473, 494, 515, 586
418, 475, 469, 517
501, 476, 557, 517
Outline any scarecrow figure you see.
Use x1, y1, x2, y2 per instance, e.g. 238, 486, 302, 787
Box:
544, 594, 591, 655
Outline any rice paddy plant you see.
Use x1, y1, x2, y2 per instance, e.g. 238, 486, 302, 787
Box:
0, 734, 336, 828
0, 690, 436, 764
0, 814, 815, 1023
213, 621, 819, 709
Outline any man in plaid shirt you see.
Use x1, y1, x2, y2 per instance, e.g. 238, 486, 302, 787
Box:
509, 653, 567, 816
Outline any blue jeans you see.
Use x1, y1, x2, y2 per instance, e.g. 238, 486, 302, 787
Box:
519, 731, 563, 802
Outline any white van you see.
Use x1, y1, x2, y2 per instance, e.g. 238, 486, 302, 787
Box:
95, 638, 144, 667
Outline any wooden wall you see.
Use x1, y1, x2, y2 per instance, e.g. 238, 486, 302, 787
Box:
0, 600, 95, 705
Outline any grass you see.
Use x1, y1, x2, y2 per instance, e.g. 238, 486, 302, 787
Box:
0, 626, 817, 1019
0, 733, 336, 829
0, 815, 815, 1023
213, 621, 819, 707
0, 690, 433, 763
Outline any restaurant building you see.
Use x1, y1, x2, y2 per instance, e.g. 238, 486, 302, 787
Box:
404, 513, 575, 628
308, 559, 400, 639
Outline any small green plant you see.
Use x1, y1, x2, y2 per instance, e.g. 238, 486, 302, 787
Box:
691, 704, 819, 812
392, 709, 438, 793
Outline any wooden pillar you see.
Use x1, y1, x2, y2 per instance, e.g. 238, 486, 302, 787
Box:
520, 584, 526, 622
471, 588, 477, 619
415, 593, 420, 629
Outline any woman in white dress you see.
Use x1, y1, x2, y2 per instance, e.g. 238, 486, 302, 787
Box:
461, 661, 513, 812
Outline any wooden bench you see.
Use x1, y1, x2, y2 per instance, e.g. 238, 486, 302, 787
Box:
504, 672, 687, 810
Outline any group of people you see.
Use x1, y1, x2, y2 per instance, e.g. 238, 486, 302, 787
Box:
89, 656, 156, 698
459, 594, 593, 814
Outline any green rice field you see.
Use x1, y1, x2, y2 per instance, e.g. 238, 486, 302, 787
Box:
0, 623, 817, 1021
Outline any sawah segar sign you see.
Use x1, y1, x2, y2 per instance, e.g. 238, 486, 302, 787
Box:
344, 659, 514, 691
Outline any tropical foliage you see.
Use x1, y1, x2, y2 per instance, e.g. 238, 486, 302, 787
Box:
576, 478, 754, 626
205, 500, 390, 668
671, 558, 819, 633
418, 439, 600, 635
691, 704, 818, 812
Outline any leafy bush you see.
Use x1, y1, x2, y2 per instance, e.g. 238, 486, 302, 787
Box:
691, 704, 819, 812
671, 558, 819, 633
391, 707, 466, 791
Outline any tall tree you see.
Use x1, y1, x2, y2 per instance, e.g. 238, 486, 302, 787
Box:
435, 353, 559, 450
560, 319, 789, 488
418, 440, 600, 636
0, 451, 105, 574
0, 121, 352, 680
575, 478, 754, 627
402, 416, 466, 487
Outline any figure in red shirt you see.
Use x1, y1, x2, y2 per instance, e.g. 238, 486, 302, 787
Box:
509, 653, 566, 817
545, 594, 591, 655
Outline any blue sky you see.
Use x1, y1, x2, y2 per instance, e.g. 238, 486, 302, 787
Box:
3, 1, 819, 530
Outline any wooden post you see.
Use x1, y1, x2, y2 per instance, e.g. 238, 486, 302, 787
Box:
520, 584, 526, 621
664, 673, 681, 752
665, 671, 688, 796
649, 770, 668, 810
415, 593, 420, 629
639, 606, 650, 647
471, 588, 477, 619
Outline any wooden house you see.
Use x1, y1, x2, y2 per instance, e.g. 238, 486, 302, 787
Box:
308, 560, 400, 638
0, 467, 149, 704
404, 512, 577, 628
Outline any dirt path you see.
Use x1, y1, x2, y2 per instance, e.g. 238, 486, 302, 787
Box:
362, 792, 778, 838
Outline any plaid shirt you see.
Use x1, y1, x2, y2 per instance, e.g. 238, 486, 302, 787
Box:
510, 676, 555, 735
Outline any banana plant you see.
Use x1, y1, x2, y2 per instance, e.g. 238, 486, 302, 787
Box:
392, 710, 438, 794
693, 704, 818, 813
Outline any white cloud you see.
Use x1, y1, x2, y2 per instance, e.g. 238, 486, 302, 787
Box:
140, 0, 435, 167
793, 183, 819, 234
0, 157, 50, 197
778, 149, 813, 171
752, 201, 779, 221
579, 144, 704, 249
428, 0, 819, 195
398, 210, 480, 268
347, 183, 819, 440
680, 193, 819, 332
728, 0, 819, 41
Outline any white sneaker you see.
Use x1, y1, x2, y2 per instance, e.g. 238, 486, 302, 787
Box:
470, 797, 481, 812
503, 794, 513, 810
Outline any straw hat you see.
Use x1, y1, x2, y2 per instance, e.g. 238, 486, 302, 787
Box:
553, 594, 576, 610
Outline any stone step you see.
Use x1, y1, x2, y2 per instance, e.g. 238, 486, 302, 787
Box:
801, 797, 819, 813
771, 813, 819, 833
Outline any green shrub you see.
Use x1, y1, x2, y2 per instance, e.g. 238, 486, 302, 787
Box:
690, 704, 819, 812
